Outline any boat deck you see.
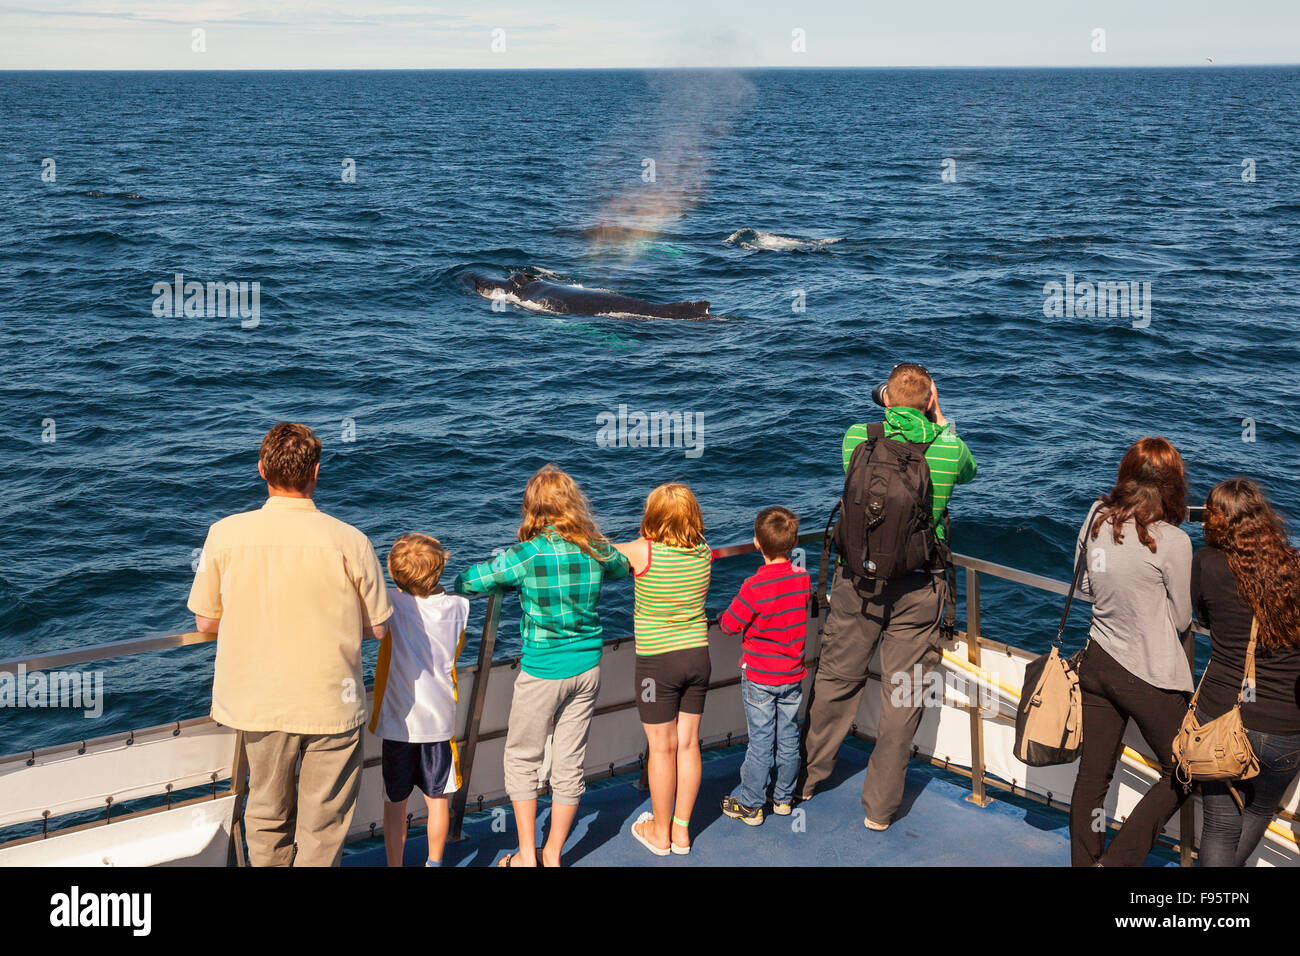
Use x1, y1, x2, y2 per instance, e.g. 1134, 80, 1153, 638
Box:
343, 738, 1177, 867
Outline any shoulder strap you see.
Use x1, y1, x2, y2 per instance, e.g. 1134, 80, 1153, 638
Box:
1236, 618, 1258, 706
1189, 616, 1258, 711
818, 422, 883, 612
816, 501, 838, 613
846, 424, 884, 507
1055, 501, 1101, 647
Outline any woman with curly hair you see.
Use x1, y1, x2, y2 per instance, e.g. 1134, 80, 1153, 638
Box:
1193, 478, 1300, 866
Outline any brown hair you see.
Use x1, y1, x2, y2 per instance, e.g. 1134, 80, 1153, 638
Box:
755, 506, 799, 559
518, 464, 612, 561
1091, 437, 1187, 553
886, 363, 933, 412
388, 533, 448, 598
640, 483, 705, 549
259, 423, 321, 492
1204, 478, 1300, 652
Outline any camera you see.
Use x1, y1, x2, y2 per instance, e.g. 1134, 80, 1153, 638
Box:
871, 383, 888, 407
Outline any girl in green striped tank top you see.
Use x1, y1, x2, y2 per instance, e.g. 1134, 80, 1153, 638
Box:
633, 541, 712, 653
616, 483, 713, 857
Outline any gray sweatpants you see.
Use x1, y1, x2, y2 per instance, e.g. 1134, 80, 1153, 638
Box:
801, 567, 946, 822
504, 664, 601, 806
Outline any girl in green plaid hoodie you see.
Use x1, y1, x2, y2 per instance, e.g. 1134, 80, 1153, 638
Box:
454, 464, 629, 867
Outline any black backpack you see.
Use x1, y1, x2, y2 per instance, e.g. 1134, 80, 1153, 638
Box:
830, 422, 938, 583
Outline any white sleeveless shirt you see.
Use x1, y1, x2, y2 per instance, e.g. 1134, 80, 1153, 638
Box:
370, 588, 469, 743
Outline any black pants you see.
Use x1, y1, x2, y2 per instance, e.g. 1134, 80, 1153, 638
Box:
1068, 641, 1190, 866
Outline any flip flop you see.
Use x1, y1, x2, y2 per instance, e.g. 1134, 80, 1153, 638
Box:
631, 811, 672, 857
671, 818, 691, 854
496, 848, 543, 867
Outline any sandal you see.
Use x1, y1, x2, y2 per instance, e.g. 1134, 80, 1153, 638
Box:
670, 815, 691, 854
630, 811, 671, 857
496, 847, 544, 867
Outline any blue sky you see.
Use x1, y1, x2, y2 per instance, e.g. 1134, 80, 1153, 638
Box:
2, 0, 1298, 69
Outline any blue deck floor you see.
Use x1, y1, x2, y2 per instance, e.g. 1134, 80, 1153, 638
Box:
344, 738, 1176, 867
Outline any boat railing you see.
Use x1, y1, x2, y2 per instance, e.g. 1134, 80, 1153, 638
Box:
2, 529, 1295, 867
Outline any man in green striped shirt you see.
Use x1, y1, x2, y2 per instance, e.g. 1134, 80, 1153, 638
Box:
841, 384, 977, 538
802, 364, 977, 830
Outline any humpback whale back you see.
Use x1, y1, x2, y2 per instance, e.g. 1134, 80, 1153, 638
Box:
458, 268, 714, 320
664, 300, 711, 319
513, 277, 711, 320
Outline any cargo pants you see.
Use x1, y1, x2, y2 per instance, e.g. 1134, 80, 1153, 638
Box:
800, 566, 947, 824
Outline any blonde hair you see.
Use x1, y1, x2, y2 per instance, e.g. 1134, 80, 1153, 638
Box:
388, 533, 448, 598
640, 483, 705, 549
518, 465, 611, 560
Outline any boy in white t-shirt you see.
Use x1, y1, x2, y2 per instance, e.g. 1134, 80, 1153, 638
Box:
370, 533, 469, 867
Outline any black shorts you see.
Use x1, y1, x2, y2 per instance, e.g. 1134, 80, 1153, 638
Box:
381, 739, 458, 802
635, 646, 712, 725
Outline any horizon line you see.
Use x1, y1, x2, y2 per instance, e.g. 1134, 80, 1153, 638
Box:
3, 62, 1298, 72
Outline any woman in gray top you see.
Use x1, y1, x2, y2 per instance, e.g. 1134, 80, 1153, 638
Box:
1068, 437, 1194, 867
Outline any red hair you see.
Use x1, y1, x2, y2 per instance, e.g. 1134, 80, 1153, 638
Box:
1091, 437, 1187, 553
640, 483, 705, 549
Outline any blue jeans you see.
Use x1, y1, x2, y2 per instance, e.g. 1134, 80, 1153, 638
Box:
734, 677, 803, 807
1198, 716, 1300, 867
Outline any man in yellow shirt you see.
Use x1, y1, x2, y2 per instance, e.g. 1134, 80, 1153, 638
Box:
188, 423, 393, 866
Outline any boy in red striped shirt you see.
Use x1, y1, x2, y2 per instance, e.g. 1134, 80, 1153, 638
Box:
719, 507, 810, 826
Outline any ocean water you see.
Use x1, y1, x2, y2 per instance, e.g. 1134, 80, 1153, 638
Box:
2, 67, 1299, 754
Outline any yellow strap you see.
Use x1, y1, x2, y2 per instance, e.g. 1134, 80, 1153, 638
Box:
451, 628, 466, 702
368, 627, 392, 735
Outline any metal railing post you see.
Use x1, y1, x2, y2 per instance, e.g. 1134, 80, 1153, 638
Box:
449, 591, 502, 842
227, 730, 249, 867
964, 567, 992, 807
1179, 628, 1197, 866
801, 536, 832, 725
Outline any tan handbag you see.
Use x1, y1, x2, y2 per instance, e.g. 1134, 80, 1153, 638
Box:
1013, 502, 1095, 767
1015, 645, 1083, 766
1172, 619, 1260, 786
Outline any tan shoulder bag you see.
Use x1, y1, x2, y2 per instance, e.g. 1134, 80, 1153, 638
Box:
1172, 619, 1260, 786
1012, 502, 1097, 767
